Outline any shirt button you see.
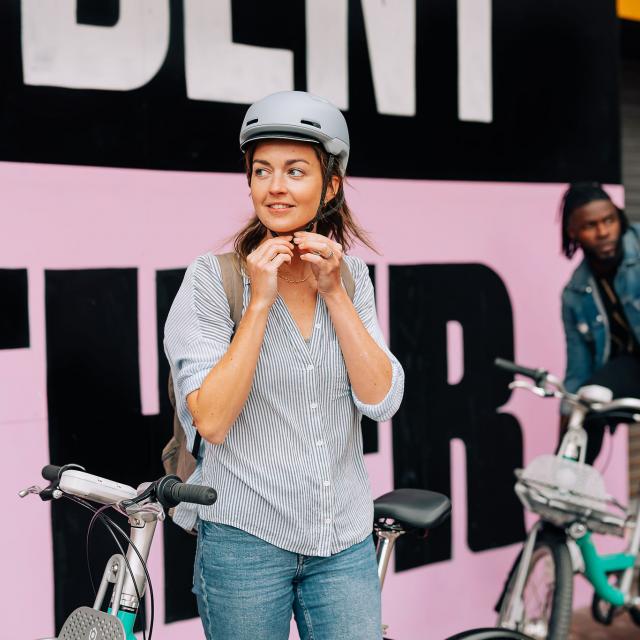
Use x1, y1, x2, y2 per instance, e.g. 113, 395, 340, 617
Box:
323, 480, 330, 487
325, 518, 332, 524
315, 323, 321, 329
310, 403, 318, 410
306, 364, 314, 371
316, 440, 324, 447
596, 314, 603, 323
586, 286, 592, 293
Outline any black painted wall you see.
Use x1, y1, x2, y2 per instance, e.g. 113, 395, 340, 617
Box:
389, 264, 524, 570
0, 0, 620, 182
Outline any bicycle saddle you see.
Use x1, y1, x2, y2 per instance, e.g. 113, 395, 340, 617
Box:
374, 488, 451, 530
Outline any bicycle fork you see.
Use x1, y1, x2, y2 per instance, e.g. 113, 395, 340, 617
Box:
499, 521, 543, 630
99, 515, 158, 639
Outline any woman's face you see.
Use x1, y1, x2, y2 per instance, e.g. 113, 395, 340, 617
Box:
250, 140, 336, 235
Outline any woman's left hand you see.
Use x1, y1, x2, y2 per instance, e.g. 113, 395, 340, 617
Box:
294, 231, 343, 296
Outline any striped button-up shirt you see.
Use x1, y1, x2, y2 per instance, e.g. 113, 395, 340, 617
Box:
164, 252, 404, 556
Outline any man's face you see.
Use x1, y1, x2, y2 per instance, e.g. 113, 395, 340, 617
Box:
568, 199, 622, 261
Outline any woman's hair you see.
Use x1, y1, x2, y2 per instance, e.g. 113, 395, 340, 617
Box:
560, 181, 628, 259
233, 141, 377, 262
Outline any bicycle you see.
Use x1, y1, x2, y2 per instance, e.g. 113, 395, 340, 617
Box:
22, 465, 530, 639
373, 487, 532, 639
493, 358, 640, 639
20, 463, 217, 640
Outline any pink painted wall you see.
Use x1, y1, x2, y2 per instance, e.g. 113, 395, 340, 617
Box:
0, 161, 627, 639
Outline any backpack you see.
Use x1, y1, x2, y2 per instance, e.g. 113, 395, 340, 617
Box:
161, 252, 356, 485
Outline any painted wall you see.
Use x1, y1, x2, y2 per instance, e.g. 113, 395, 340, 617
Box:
0, 2, 627, 639
2, 167, 629, 638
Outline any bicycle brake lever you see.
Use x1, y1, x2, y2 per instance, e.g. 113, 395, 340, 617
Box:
18, 484, 63, 501
18, 485, 43, 498
509, 380, 548, 397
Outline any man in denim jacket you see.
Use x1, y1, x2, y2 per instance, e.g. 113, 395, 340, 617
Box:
560, 182, 640, 463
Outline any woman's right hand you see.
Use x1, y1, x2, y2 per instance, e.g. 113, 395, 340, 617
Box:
245, 236, 294, 308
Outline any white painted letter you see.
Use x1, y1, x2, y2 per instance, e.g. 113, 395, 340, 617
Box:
184, 0, 293, 104
306, 0, 348, 110
446, 320, 464, 385
457, 0, 493, 123
21, 0, 169, 90
361, 0, 415, 116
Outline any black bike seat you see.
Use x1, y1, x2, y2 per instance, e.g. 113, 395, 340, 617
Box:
374, 488, 451, 530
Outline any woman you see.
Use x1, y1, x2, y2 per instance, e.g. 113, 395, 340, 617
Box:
164, 90, 404, 640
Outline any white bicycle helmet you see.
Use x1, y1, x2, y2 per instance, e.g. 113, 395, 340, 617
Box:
239, 91, 350, 176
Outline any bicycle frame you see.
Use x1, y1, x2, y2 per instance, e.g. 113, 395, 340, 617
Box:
22, 468, 163, 640
104, 517, 158, 640
63, 472, 160, 637
576, 531, 637, 606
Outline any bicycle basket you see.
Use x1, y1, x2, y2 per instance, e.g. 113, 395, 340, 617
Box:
514, 454, 628, 536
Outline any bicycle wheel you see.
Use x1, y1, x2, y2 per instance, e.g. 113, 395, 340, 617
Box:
497, 532, 573, 640
446, 629, 534, 639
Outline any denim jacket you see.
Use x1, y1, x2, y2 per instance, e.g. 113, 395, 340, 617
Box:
561, 223, 640, 413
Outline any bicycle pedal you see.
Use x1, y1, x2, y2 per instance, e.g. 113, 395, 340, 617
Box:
58, 606, 126, 640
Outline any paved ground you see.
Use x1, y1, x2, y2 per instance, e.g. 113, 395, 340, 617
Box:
570, 607, 640, 639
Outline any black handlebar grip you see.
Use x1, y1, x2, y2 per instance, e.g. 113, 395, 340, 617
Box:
494, 358, 544, 380
171, 482, 218, 506
42, 465, 62, 481
156, 475, 218, 508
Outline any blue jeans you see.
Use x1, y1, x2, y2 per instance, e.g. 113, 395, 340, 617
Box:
193, 521, 382, 640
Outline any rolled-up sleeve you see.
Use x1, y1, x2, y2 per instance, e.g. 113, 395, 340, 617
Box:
163, 254, 234, 449
345, 256, 404, 421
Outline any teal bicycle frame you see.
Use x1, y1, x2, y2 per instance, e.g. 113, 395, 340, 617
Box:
109, 610, 136, 640
576, 532, 637, 607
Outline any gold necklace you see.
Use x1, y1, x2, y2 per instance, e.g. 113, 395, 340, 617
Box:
278, 270, 312, 284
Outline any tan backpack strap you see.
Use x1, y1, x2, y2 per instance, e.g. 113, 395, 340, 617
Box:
340, 260, 356, 301
168, 372, 177, 409
217, 252, 244, 329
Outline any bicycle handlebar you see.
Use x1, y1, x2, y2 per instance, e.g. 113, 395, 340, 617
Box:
495, 359, 640, 419
40, 465, 217, 508
494, 358, 547, 382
